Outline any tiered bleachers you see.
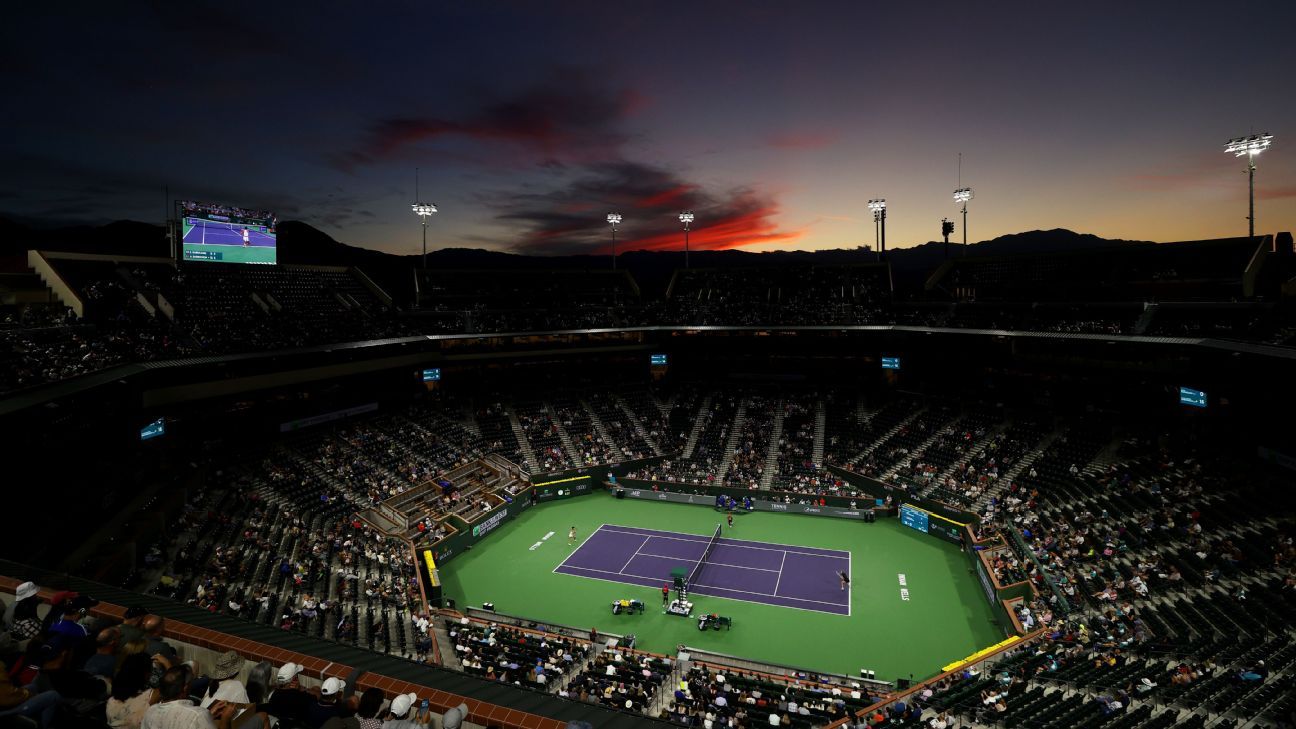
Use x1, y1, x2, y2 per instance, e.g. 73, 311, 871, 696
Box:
585, 391, 654, 460
565, 648, 672, 714
662, 264, 891, 326
772, 394, 818, 489
448, 617, 589, 689
663, 391, 740, 483
415, 268, 643, 332
671, 663, 872, 728
514, 401, 575, 473
724, 394, 775, 488
551, 394, 616, 466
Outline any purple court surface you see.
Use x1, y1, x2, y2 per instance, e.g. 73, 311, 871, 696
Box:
554, 524, 851, 615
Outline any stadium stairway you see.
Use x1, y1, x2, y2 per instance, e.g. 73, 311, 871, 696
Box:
433, 619, 464, 671
546, 402, 580, 465
1133, 302, 1160, 335
614, 394, 665, 456
714, 398, 749, 483
983, 427, 1063, 505
1083, 435, 1128, 477
507, 409, 543, 473
682, 394, 713, 459
932, 418, 1011, 486
758, 399, 785, 490
812, 399, 826, 467
850, 407, 924, 468
581, 398, 623, 457
882, 413, 959, 481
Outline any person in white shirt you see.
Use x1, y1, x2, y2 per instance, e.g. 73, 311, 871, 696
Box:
142, 665, 240, 729
198, 651, 249, 709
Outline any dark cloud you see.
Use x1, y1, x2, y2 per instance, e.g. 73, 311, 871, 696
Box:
336, 69, 633, 171
480, 161, 800, 255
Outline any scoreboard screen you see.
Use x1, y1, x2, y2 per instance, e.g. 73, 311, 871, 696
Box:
900, 504, 929, 533
1179, 387, 1206, 408
178, 200, 277, 265
651, 354, 668, 366
881, 357, 900, 370
421, 368, 442, 382
140, 418, 165, 441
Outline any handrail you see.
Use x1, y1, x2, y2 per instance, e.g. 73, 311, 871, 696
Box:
826, 628, 1049, 728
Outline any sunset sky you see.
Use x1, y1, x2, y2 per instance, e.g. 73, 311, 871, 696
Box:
3, 1, 1294, 256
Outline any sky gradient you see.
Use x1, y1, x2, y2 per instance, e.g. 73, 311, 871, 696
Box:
2, 1, 1294, 256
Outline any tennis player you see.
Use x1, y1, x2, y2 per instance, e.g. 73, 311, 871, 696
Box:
241, 228, 250, 246
568, 526, 577, 545
838, 570, 850, 591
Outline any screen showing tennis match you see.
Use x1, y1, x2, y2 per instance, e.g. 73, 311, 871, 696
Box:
179, 200, 277, 265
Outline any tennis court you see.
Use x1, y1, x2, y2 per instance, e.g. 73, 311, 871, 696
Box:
554, 524, 851, 615
182, 217, 276, 247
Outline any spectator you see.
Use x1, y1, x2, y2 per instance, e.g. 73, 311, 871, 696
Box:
119, 606, 150, 646
142, 616, 178, 659
2, 581, 42, 646
383, 692, 425, 729
108, 653, 158, 729
257, 663, 310, 724
143, 664, 213, 729
197, 651, 249, 709
85, 626, 122, 679
354, 688, 385, 729
440, 702, 469, 729
243, 662, 274, 705
0, 656, 60, 728
305, 677, 346, 729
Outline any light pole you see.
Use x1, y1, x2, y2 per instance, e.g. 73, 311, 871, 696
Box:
679, 211, 695, 269
868, 199, 886, 261
607, 213, 622, 270
411, 168, 437, 269
1224, 133, 1273, 239
954, 187, 973, 256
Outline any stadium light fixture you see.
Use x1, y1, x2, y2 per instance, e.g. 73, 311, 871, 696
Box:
954, 188, 972, 256
412, 168, 438, 271
679, 211, 695, 269
868, 199, 886, 261
1224, 133, 1273, 239
607, 213, 622, 270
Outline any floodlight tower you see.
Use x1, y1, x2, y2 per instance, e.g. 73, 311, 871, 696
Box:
607, 213, 622, 270
868, 199, 887, 261
411, 168, 437, 269
941, 218, 955, 259
954, 188, 973, 256
679, 211, 695, 269
1224, 133, 1273, 239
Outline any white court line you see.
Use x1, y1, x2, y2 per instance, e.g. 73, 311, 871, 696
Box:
847, 547, 853, 616
618, 537, 651, 574
550, 524, 609, 574
773, 551, 787, 596
553, 564, 850, 616
559, 563, 848, 607
602, 525, 847, 560
635, 551, 780, 573
600, 524, 850, 557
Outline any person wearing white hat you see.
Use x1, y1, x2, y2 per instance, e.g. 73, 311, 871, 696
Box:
3, 582, 42, 644
259, 664, 312, 727
384, 692, 423, 729
441, 702, 469, 729
304, 677, 346, 728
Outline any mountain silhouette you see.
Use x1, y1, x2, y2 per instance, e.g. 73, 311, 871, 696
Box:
0, 216, 1152, 302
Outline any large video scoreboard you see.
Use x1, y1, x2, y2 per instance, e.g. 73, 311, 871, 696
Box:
178, 200, 278, 265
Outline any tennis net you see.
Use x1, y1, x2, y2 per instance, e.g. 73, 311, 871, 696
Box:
687, 524, 723, 590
